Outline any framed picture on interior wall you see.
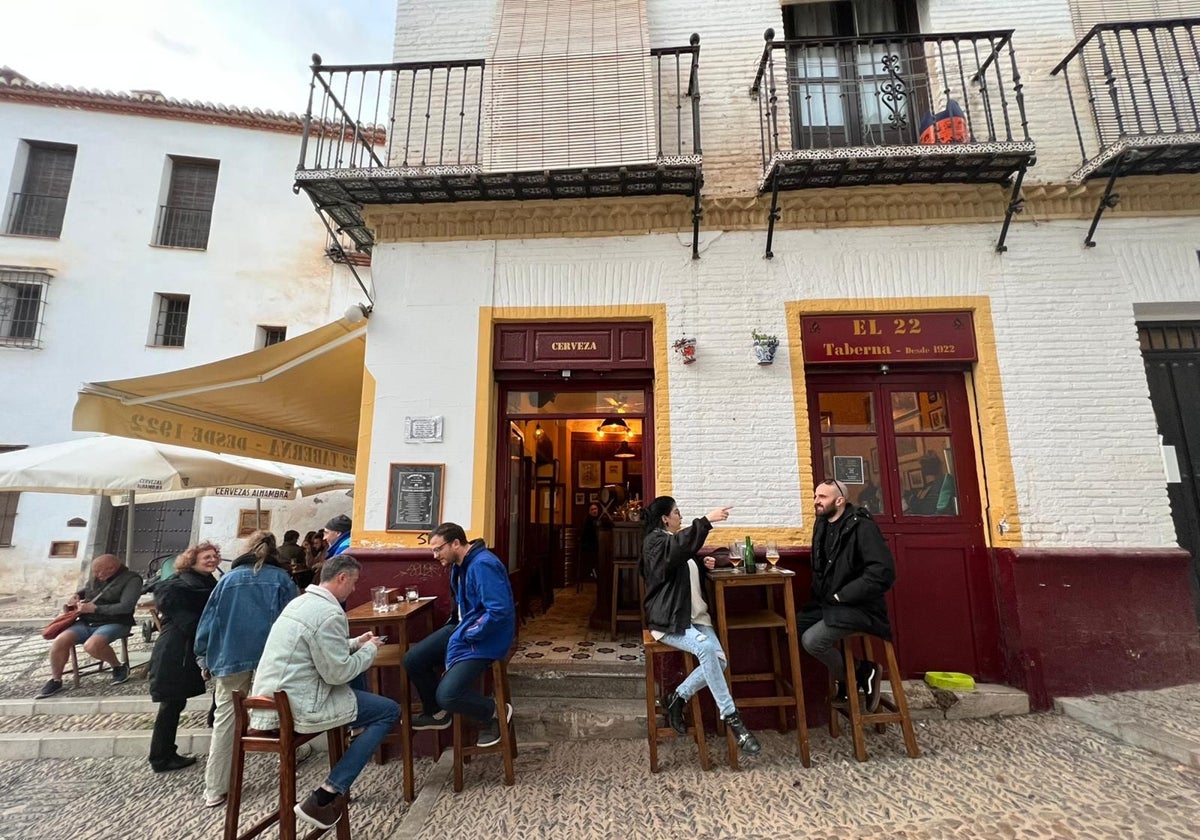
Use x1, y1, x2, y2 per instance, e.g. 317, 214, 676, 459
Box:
626, 460, 642, 476
905, 468, 925, 491
574, 492, 585, 506
589, 492, 599, 503
604, 461, 623, 484
578, 460, 601, 488
893, 391, 919, 414
927, 391, 940, 405
238, 509, 270, 537
929, 407, 947, 429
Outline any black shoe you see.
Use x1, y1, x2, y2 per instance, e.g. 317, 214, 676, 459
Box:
831, 680, 849, 709
664, 691, 688, 735
294, 791, 345, 831
150, 753, 197, 773
723, 712, 761, 755
477, 703, 513, 748
411, 710, 452, 731
35, 679, 63, 699
110, 664, 130, 685
857, 660, 883, 713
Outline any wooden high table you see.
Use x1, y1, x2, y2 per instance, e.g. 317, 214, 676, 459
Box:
708, 566, 811, 770
344, 597, 437, 802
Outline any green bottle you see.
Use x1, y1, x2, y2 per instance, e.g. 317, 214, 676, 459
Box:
744, 535, 756, 574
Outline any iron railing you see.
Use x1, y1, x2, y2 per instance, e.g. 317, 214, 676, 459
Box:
154, 205, 212, 250
751, 28, 1030, 169
1051, 18, 1200, 167
6, 192, 68, 238
297, 38, 702, 174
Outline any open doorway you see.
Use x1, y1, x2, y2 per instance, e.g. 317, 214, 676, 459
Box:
498, 386, 652, 663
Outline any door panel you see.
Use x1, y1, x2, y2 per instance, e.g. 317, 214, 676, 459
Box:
809, 371, 1000, 679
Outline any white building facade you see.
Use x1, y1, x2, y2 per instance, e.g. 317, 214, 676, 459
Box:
0, 71, 362, 597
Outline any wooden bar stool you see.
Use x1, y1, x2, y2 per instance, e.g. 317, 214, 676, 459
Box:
642, 629, 710, 772
451, 657, 517, 792
610, 558, 641, 639
828, 634, 919, 762
66, 634, 130, 689
225, 690, 351, 840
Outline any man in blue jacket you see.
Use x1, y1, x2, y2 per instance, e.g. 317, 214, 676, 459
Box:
403, 523, 515, 747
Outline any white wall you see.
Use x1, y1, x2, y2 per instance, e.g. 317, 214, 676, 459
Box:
364, 215, 1197, 550
0, 100, 367, 597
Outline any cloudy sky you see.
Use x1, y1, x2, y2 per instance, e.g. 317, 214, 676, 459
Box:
1, 0, 396, 114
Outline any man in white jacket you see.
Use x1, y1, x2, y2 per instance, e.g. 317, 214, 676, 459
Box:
250, 554, 397, 831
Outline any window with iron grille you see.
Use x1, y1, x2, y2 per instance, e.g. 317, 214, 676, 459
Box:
0, 268, 51, 348
259, 325, 287, 347
6, 142, 76, 238
155, 157, 218, 249
153, 293, 190, 347
0, 491, 18, 546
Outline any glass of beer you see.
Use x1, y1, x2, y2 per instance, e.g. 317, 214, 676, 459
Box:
765, 542, 780, 569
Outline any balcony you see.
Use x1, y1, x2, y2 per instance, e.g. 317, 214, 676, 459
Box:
1050, 17, 1200, 245
750, 28, 1036, 254
154, 205, 212, 250
294, 37, 704, 257
6, 192, 68, 238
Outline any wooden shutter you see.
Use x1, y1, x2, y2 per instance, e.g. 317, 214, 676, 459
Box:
0, 492, 19, 546
1067, 1, 1199, 147
485, 0, 655, 171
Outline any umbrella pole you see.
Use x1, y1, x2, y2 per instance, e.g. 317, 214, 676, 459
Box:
126, 489, 135, 569
256, 497, 262, 530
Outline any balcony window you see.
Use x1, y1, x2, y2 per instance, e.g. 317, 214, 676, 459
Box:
258, 325, 287, 347
0, 269, 51, 348
6, 142, 76, 238
156, 158, 218, 249
152, 293, 190, 347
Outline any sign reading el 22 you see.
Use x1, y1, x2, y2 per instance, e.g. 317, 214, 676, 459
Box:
801, 311, 978, 365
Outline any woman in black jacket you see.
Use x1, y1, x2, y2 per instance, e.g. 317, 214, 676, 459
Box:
640, 496, 760, 755
147, 541, 220, 772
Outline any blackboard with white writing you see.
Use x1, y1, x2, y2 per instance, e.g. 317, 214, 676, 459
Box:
387, 464, 444, 532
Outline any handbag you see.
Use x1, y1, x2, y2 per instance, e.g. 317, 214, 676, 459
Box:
41, 609, 80, 640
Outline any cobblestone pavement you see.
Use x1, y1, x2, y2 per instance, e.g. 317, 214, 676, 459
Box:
1080, 684, 1200, 746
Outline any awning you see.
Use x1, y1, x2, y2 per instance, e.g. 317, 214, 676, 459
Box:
73, 318, 366, 471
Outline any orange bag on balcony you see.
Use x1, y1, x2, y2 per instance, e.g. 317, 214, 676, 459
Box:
919, 99, 967, 145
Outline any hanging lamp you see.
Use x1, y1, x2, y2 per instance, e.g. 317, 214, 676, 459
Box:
598, 417, 630, 434
613, 440, 636, 459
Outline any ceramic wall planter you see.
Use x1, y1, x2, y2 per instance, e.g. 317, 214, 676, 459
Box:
673, 336, 697, 364
752, 331, 778, 365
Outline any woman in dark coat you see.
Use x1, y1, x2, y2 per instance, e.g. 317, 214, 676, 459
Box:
148, 541, 220, 772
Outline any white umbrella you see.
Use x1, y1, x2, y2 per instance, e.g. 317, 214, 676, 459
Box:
0, 436, 296, 566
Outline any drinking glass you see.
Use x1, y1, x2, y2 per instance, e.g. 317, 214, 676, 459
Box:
728, 542, 743, 571
765, 541, 780, 570
405, 586, 419, 602
371, 586, 387, 613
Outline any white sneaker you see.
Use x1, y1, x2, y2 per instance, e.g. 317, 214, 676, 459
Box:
203, 792, 226, 808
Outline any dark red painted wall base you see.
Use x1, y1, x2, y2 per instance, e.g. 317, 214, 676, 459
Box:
993, 547, 1200, 710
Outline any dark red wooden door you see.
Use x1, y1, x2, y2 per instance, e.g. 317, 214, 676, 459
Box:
808, 371, 1002, 680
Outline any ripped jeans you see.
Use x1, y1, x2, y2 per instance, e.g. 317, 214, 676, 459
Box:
655, 624, 735, 718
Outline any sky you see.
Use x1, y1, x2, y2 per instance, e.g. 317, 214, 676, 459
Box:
1, 0, 396, 114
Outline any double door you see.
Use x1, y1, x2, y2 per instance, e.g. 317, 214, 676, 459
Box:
808, 371, 1002, 679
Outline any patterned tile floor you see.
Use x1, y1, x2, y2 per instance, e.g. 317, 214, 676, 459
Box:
515, 585, 643, 666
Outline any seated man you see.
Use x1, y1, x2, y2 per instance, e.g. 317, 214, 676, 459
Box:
403, 523, 515, 747
250, 554, 397, 832
37, 554, 143, 699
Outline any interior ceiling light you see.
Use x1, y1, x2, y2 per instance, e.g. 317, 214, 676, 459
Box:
534, 423, 544, 438
598, 417, 630, 434
613, 440, 636, 459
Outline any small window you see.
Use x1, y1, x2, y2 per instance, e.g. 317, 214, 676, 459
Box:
258, 325, 287, 347
0, 268, 51, 348
6, 142, 76, 238
153, 293, 190, 347
155, 157, 218, 249
0, 492, 19, 546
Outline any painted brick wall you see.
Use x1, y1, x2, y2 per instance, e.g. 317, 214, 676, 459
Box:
366, 217, 1197, 550
387, 0, 1122, 192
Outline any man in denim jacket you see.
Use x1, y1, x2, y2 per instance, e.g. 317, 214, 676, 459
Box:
403, 522, 515, 748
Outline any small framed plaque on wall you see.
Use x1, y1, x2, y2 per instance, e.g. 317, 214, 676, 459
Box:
387, 463, 445, 532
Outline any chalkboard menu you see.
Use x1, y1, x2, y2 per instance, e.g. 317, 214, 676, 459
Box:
386, 463, 444, 532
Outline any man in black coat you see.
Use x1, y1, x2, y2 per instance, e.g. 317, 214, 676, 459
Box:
797, 479, 896, 712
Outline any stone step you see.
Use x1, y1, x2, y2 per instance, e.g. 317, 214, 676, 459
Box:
508, 668, 645, 701
0, 693, 210, 717
511, 697, 648, 742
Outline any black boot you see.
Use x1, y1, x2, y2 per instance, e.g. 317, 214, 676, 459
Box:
665, 691, 687, 735
722, 711, 761, 755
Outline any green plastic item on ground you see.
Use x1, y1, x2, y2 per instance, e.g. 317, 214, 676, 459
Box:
925, 671, 976, 691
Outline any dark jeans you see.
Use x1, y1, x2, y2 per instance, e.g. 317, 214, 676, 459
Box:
149, 697, 188, 766
404, 623, 496, 723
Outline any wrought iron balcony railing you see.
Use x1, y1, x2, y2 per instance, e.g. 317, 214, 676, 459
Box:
294, 39, 705, 256
1050, 17, 1200, 180
154, 205, 213, 250
749, 27, 1036, 255
6, 192, 68, 238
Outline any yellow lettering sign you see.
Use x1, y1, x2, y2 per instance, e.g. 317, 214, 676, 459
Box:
550, 341, 599, 351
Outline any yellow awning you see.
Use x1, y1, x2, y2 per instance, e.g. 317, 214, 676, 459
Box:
73, 318, 365, 471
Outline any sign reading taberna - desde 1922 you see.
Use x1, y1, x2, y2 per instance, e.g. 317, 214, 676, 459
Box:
801, 311, 977, 364
386, 464, 444, 532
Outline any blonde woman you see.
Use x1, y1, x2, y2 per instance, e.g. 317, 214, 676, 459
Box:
193, 531, 298, 807
148, 542, 220, 772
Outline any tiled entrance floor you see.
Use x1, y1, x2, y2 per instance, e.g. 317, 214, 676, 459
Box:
514, 584, 643, 665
